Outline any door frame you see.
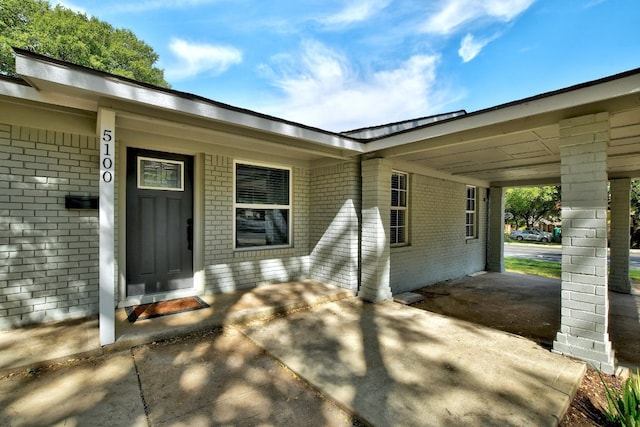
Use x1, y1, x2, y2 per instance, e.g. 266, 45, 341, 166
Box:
118, 143, 204, 307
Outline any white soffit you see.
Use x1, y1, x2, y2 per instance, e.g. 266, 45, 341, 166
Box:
13, 50, 365, 155
367, 71, 640, 153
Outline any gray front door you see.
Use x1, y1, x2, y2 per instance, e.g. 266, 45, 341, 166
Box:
126, 148, 194, 296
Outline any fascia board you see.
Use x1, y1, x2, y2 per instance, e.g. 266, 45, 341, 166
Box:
0, 78, 97, 112
15, 53, 365, 155
367, 72, 640, 152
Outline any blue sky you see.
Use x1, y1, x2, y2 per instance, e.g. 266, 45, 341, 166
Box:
57, 0, 639, 132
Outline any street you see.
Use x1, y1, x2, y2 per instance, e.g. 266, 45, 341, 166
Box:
504, 242, 640, 270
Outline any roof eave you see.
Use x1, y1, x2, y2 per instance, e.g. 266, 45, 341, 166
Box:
366, 67, 640, 152
12, 48, 366, 155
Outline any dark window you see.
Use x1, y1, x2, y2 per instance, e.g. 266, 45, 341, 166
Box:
235, 163, 291, 248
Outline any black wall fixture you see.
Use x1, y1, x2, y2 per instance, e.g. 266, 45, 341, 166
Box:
65, 195, 99, 210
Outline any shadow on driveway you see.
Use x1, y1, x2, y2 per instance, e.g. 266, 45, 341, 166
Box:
240, 297, 585, 426
411, 272, 640, 368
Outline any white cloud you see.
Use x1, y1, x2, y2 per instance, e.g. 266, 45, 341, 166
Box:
320, 0, 392, 26
54, 1, 88, 15
258, 41, 448, 132
458, 33, 492, 62
423, 0, 535, 35
111, 0, 218, 13
165, 38, 242, 80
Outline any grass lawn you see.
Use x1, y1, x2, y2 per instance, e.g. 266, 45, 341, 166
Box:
505, 257, 640, 283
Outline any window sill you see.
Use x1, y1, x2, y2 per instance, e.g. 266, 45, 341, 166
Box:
234, 246, 296, 258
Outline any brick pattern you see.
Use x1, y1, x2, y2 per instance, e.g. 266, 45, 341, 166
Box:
359, 158, 393, 301
553, 113, 615, 374
390, 174, 487, 293
609, 178, 631, 293
0, 123, 99, 328
309, 162, 360, 293
486, 187, 505, 272
202, 156, 310, 293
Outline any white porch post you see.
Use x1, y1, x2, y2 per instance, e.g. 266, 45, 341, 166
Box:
553, 113, 615, 374
610, 178, 632, 294
98, 108, 116, 346
487, 187, 505, 272
359, 158, 393, 302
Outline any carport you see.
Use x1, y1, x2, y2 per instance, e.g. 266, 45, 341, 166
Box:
365, 69, 640, 373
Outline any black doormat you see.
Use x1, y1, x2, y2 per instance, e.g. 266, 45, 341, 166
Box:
125, 296, 210, 323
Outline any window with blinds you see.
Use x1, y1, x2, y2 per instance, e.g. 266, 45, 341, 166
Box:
235, 163, 291, 248
391, 171, 408, 245
465, 185, 476, 238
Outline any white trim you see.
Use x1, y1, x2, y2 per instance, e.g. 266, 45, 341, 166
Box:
391, 170, 409, 246
233, 160, 293, 250
14, 52, 365, 154
120, 287, 201, 307
366, 72, 640, 153
98, 108, 116, 346
465, 185, 477, 239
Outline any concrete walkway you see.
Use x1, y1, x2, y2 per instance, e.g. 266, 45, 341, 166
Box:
0, 279, 352, 374
239, 298, 585, 426
0, 278, 586, 426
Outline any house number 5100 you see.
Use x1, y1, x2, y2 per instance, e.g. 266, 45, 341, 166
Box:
102, 129, 113, 183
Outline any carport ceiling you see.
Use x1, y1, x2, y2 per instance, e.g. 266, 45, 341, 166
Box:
366, 72, 640, 187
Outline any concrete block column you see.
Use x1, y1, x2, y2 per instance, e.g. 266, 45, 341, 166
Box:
610, 178, 632, 294
487, 187, 505, 272
359, 158, 393, 302
553, 113, 615, 374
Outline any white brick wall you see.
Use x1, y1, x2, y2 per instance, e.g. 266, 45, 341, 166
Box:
390, 174, 487, 294
553, 113, 615, 374
0, 123, 99, 328
202, 155, 310, 293
360, 158, 393, 301
0, 122, 496, 326
609, 178, 631, 293
309, 162, 360, 293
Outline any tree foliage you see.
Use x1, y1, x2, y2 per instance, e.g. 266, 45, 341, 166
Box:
0, 0, 169, 87
505, 186, 560, 229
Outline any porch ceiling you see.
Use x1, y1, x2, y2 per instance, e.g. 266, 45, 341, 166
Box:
366, 72, 640, 187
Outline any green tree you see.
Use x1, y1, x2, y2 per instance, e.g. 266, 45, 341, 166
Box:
0, 0, 169, 87
505, 186, 560, 229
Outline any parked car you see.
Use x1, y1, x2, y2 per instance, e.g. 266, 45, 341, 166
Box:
510, 228, 553, 242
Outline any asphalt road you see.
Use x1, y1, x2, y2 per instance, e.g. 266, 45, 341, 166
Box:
504, 242, 640, 270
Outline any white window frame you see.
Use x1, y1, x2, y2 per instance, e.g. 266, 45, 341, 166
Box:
233, 161, 292, 250
465, 185, 477, 239
391, 171, 408, 246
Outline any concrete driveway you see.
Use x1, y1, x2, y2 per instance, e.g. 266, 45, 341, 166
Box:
239, 298, 585, 426
410, 271, 640, 368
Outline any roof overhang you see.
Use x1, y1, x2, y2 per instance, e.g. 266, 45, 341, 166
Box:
9, 48, 366, 162
364, 68, 640, 186
3, 49, 640, 186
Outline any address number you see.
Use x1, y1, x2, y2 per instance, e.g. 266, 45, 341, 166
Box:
102, 129, 114, 183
